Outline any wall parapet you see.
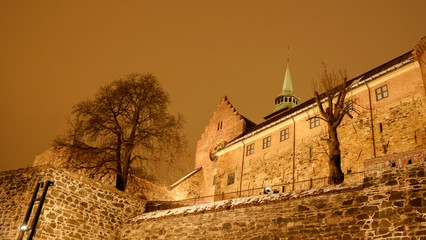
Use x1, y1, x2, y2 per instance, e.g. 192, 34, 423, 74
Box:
134, 182, 363, 222
122, 160, 425, 239
364, 148, 426, 172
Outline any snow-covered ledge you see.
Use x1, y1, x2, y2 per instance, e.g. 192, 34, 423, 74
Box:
132, 182, 363, 222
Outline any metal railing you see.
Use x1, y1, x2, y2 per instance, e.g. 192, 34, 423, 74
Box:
146, 171, 364, 212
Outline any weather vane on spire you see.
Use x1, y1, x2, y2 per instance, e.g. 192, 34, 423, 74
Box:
287, 46, 290, 64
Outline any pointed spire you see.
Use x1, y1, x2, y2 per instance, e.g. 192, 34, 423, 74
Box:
282, 64, 294, 94
273, 47, 300, 112
282, 46, 293, 93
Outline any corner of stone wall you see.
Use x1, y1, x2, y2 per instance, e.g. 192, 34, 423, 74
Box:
0, 165, 147, 239
170, 169, 202, 200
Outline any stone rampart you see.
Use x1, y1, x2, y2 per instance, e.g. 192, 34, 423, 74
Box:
0, 165, 146, 240
121, 160, 425, 239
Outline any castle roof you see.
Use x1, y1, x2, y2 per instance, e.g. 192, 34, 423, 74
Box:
226, 50, 414, 148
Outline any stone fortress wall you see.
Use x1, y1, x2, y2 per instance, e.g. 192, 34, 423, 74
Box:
121, 151, 425, 239
0, 165, 145, 240
0, 150, 424, 239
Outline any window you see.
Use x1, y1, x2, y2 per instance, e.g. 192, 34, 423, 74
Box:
310, 117, 320, 129
375, 85, 389, 101
280, 128, 289, 141
213, 175, 216, 185
246, 143, 254, 156
263, 136, 271, 149
227, 173, 235, 185
217, 121, 223, 130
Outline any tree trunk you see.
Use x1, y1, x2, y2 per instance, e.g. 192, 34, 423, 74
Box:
115, 157, 129, 191
115, 134, 126, 191
116, 173, 125, 191
121, 154, 130, 191
328, 125, 344, 184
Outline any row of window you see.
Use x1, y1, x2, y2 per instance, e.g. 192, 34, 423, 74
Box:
227, 85, 388, 157
246, 128, 290, 156
215, 85, 389, 187
212, 173, 236, 186
217, 85, 387, 133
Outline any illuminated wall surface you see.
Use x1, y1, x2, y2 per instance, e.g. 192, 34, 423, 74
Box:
183, 42, 426, 202
0, 166, 146, 240
123, 155, 425, 239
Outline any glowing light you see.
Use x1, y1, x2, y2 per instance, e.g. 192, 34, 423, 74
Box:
18, 225, 29, 231
264, 187, 271, 194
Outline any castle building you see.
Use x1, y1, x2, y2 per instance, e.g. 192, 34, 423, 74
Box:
171, 38, 426, 201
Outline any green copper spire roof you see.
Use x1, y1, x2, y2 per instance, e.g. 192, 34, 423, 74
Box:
273, 52, 300, 112
282, 64, 294, 94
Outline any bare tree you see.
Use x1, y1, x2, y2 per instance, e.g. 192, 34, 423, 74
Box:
55, 73, 186, 191
312, 65, 354, 184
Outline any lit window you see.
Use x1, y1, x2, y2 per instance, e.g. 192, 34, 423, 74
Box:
375, 85, 388, 101
280, 128, 289, 141
310, 117, 320, 129
246, 143, 254, 156
263, 136, 271, 149
227, 173, 235, 186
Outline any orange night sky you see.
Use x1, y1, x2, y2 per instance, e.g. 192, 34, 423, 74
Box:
0, 1, 425, 171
